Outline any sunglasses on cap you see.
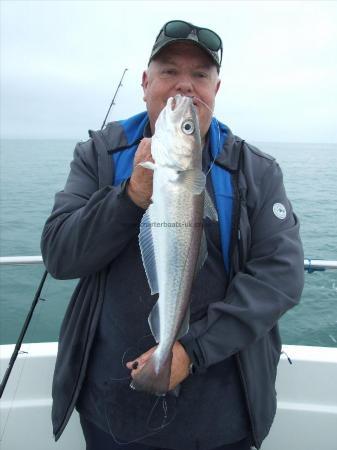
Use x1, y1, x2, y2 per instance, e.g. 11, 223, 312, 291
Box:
155, 20, 223, 67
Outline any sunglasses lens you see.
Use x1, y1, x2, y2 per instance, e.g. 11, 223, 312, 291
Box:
198, 29, 221, 51
165, 21, 191, 38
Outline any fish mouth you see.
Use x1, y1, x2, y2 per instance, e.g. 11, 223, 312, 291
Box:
166, 94, 209, 109
167, 94, 196, 112
168, 95, 212, 114
168, 94, 191, 112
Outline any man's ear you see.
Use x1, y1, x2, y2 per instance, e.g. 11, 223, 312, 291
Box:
142, 70, 149, 102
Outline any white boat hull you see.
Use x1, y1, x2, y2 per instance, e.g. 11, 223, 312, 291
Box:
0, 343, 336, 450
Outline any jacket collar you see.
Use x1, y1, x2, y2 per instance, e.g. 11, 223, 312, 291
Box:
101, 112, 244, 173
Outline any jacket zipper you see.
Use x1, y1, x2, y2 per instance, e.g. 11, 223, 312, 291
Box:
228, 141, 244, 274
229, 141, 259, 448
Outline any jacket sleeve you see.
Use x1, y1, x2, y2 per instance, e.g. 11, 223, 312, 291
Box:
41, 139, 144, 280
180, 160, 304, 370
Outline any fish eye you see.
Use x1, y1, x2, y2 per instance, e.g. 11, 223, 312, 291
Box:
181, 119, 195, 135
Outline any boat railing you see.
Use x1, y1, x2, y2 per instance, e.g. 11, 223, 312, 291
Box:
303, 258, 337, 272
0, 256, 44, 265
1, 256, 337, 271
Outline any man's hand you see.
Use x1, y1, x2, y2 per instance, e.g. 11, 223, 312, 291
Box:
126, 341, 191, 391
167, 341, 191, 389
127, 138, 153, 209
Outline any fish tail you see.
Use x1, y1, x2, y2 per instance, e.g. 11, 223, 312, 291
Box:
130, 351, 172, 396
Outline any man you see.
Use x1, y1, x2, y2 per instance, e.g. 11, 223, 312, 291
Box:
41, 20, 304, 450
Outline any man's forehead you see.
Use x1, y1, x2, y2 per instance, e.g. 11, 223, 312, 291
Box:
159, 56, 213, 70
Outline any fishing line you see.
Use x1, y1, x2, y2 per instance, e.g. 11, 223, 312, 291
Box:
145, 394, 176, 432
102, 331, 177, 445
104, 393, 177, 446
191, 96, 221, 177
80, 381, 168, 447
205, 118, 221, 177
83, 381, 168, 448
103, 349, 139, 383
106, 333, 156, 383
103, 354, 177, 445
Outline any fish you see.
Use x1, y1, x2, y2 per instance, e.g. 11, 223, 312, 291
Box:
130, 94, 217, 396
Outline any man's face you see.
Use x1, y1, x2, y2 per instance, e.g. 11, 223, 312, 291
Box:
142, 42, 221, 141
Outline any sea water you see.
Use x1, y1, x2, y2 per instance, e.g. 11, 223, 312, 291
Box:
0, 139, 336, 346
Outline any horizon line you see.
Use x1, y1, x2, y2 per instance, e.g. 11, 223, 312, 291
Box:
1, 136, 337, 146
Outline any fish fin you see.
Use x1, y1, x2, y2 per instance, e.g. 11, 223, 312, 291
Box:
204, 190, 218, 221
138, 161, 156, 171
195, 231, 208, 275
130, 352, 172, 396
148, 300, 160, 343
139, 209, 159, 295
176, 306, 190, 340
176, 169, 206, 195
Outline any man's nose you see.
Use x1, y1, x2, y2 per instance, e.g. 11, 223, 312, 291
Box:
175, 76, 193, 95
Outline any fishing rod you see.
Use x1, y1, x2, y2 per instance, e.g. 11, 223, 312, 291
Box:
0, 68, 129, 399
0, 269, 48, 398
101, 68, 128, 130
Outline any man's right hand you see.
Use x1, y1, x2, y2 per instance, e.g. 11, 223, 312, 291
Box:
127, 138, 154, 209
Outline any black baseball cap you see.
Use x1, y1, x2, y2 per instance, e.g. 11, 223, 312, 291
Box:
149, 20, 223, 70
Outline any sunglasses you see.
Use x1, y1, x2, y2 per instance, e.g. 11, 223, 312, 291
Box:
159, 20, 223, 65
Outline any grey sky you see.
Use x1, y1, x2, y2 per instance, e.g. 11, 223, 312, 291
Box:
1, 0, 337, 142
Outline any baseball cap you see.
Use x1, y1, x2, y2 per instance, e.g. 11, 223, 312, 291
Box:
149, 20, 223, 70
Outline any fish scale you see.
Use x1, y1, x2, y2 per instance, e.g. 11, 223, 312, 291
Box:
153, 185, 196, 349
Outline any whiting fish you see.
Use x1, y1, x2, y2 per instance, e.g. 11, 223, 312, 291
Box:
130, 94, 217, 396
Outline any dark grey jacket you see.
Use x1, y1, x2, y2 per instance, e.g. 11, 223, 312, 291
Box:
41, 121, 304, 448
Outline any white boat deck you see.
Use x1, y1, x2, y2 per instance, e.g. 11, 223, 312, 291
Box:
0, 343, 337, 450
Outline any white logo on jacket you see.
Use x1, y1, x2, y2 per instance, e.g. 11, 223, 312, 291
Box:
273, 203, 287, 219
